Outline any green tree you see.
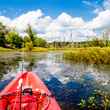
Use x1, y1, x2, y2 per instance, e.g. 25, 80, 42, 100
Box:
26, 25, 35, 45
25, 25, 47, 47
25, 41, 33, 52
0, 23, 9, 47
6, 31, 23, 48
24, 36, 31, 43
24, 36, 33, 51
34, 37, 47, 47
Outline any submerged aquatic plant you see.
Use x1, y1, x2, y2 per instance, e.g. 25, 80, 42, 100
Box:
78, 99, 86, 109
78, 90, 110, 110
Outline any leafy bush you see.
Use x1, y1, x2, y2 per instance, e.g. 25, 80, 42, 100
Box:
78, 90, 110, 110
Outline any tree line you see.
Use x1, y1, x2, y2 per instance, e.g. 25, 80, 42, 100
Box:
0, 22, 109, 49
49, 36, 110, 48
0, 23, 47, 49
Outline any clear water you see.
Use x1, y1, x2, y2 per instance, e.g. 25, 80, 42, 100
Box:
0, 52, 110, 110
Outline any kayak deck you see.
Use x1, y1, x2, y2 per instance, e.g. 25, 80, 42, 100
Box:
0, 71, 61, 110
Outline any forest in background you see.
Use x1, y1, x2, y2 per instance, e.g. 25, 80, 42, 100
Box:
0, 22, 110, 51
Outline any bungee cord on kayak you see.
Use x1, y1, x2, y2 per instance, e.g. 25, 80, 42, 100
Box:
0, 85, 52, 110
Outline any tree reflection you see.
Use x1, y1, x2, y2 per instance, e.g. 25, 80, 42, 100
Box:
0, 54, 22, 80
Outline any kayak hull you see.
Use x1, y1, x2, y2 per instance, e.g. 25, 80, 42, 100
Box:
0, 71, 61, 110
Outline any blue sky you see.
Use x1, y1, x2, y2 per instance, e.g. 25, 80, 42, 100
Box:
0, 0, 104, 20
0, 0, 110, 42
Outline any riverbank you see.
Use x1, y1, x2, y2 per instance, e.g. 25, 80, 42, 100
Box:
0, 47, 48, 52
0, 47, 14, 52
64, 47, 110, 64
2, 46, 110, 65
0, 47, 74, 52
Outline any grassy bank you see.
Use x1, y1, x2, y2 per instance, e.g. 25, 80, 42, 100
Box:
0, 47, 14, 52
19, 47, 48, 52
64, 47, 110, 64
19, 47, 75, 52
20, 47, 71, 52
0, 47, 69, 52
0, 47, 48, 52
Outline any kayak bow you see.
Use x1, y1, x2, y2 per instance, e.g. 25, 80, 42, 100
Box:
0, 71, 61, 110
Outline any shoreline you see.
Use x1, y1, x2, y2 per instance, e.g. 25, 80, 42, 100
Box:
2, 46, 110, 65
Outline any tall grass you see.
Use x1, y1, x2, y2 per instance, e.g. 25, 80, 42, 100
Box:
64, 47, 110, 64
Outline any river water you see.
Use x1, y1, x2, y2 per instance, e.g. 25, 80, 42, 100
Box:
0, 52, 110, 110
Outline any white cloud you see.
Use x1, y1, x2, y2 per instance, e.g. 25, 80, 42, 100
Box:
93, 8, 103, 14
0, 16, 11, 26
85, 10, 110, 29
82, 0, 94, 7
103, 0, 110, 10
57, 12, 85, 28
83, 0, 110, 15
45, 12, 87, 42
10, 9, 43, 33
93, 0, 110, 14
0, 9, 109, 42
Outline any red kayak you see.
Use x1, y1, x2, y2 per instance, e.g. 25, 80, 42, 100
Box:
0, 71, 61, 110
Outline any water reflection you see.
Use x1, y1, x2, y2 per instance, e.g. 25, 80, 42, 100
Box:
0, 52, 110, 109
0, 53, 22, 80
